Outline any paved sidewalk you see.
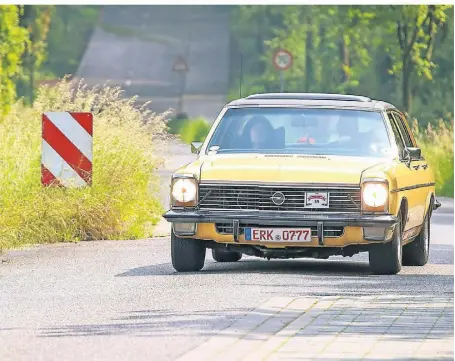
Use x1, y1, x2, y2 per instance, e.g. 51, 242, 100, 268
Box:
176, 295, 454, 361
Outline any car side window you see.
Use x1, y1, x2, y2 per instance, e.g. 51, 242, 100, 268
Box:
387, 112, 405, 156
392, 112, 414, 148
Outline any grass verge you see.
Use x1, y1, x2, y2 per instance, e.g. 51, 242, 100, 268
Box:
413, 118, 454, 197
0, 80, 168, 251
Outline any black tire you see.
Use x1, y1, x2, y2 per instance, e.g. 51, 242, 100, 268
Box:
402, 210, 430, 266
171, 231, 206, 272
369, 215, 403, 275
212, 249, 242, 262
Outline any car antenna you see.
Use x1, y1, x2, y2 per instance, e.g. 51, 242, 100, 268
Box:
239, 52, 243, 98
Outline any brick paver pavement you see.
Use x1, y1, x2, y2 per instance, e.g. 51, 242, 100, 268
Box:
176, 295, 453, 361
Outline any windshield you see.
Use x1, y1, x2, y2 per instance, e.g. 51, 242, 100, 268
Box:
206, 107, 392, 157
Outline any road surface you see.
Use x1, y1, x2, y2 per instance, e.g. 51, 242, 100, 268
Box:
0, 141, 453, 361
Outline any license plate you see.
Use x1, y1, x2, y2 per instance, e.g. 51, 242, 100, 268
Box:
245, 228, 312, 242
305, 191, 329, 208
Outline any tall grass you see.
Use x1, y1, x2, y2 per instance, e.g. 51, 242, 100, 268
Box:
413, 117, 454, 197
0, 80, 168, 250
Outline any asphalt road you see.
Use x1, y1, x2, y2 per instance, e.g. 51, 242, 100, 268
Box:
0, 210, 452, 361
1, 141, 453, 361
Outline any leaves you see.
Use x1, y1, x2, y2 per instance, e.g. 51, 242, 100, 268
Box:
230, 5, 453, 120
0, 5, 28, 116
16, 5, 54, 102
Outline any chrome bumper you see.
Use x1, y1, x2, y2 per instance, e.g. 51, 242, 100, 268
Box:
163, 210, 399, 244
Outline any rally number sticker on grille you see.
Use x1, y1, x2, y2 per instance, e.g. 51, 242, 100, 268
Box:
305, 191, 329, 208
245, 228, 312, 242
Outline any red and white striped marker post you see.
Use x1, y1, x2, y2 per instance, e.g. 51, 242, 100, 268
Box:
41, 112, 93, 187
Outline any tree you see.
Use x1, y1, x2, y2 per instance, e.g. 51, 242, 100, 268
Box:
387, 5, 452, 113
0, 5, 28, 116
43, 6, 100, 77
263, 6, 375, 94
17, 5, 54, 103
229, 5, 453, 123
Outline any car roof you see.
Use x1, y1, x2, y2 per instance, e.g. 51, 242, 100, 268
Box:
227, 93, 396, 111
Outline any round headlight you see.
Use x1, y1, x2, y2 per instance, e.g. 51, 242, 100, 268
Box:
172, 179, 197, 203
363, 183, 388, 208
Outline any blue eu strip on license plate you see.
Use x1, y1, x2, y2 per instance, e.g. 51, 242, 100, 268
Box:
244, 227, 312, 242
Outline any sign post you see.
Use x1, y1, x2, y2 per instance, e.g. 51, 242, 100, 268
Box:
272, 49, 293, 93
173, 56, 189, 115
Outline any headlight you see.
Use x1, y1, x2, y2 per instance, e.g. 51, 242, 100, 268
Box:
362, 181, 388, 211
171, 177, 198, 206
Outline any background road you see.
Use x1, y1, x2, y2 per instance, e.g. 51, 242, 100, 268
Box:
0, 142, 453, 361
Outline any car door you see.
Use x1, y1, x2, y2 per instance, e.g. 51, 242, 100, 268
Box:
391, 111, 433, 232
385, 111, 420, 233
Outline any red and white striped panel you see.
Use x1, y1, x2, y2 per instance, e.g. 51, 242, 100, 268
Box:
41, 112, 93, 187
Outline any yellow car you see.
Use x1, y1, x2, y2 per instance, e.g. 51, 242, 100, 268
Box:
163, 93, 441, 275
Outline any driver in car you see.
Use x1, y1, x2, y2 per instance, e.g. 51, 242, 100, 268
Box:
246, 116, 275, 149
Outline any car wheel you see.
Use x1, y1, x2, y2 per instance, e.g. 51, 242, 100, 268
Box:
171, 231, 206, 272
402, 210, 430, 266
369, 214, 402, 275
212, 249, 242, 262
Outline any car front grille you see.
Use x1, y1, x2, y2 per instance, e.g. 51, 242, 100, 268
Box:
198, 183, 361, 213
215, 223, 345, 238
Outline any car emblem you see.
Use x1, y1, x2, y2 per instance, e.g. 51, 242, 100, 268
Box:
271, 192, 286, 206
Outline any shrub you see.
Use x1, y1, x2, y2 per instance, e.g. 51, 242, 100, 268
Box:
167, 112, 189, 135
413, 117, 454, 197
0, 79, 168, 250
173, 117, 211, 144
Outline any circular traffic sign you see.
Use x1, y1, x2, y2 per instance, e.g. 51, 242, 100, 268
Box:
273, 49, 293, 71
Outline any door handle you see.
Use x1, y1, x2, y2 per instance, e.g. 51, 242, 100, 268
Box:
413, 165, 420, 170
421, 164, 428, 170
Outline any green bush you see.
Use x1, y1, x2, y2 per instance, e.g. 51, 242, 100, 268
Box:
0, 80, 168, 250
413, 118, 454, 197
167, 113, 188, 135
169, 116, 211, 144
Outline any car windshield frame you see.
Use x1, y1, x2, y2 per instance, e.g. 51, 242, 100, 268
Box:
204, 105, 394, 158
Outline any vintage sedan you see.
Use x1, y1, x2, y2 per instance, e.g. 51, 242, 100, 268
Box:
163, 93, 440, 275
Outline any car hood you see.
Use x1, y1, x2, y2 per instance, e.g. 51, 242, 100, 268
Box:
197, 154, 391, 184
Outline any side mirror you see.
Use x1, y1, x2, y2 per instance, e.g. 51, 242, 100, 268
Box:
406, 147, 422, 161
191, 141, 203, 154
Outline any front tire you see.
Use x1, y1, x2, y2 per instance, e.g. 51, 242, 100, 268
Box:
369, 215, 402, 275
171, 231, 206, 272
212, 249, 242, 262
402, 210, 430, 266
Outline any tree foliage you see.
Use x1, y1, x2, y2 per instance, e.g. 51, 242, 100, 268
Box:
0, 5, 28, 116
0, 5, 99, 111
230, 5, 454, 124
386, 5, 452, 113
16, 5, 54, 103
43, 5, 100, 77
